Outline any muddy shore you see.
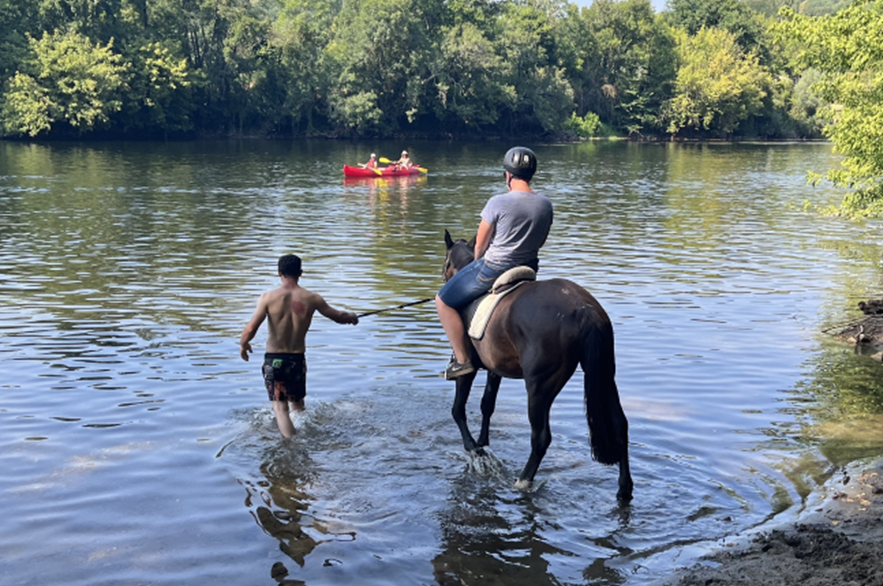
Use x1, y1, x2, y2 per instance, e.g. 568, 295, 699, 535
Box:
658, 457, 883, 585
658, 305, 883, 586
659, 309, 883, 585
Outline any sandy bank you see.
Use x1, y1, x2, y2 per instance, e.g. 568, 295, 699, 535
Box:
660, 458, 883, 585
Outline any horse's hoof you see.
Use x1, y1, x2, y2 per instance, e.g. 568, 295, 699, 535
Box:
513, 479, 532, 490
616, 489, 634, 504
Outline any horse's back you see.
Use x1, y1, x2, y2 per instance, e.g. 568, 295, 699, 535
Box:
510, 278, 608, 322
476, 278, 609, 378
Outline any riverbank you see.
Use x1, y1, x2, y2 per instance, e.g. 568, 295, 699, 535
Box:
660, 457, 883, 585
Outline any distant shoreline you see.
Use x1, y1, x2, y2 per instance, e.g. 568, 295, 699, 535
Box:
0, 134, 832, 144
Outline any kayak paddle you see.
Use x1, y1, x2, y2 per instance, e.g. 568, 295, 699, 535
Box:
360, 164, 382, 175
380, 157, 427, 173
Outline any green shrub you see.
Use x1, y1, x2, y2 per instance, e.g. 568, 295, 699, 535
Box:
564, 111, 601, 138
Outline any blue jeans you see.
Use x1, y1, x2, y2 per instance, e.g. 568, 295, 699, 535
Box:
438, 258, 506, 310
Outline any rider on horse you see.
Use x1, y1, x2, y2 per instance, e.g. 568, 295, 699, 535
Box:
435, 147, 553, 380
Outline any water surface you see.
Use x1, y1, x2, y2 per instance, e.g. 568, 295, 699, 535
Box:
2, 139, 883, 586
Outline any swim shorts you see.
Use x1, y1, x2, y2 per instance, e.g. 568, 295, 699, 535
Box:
262, 353, 307, 403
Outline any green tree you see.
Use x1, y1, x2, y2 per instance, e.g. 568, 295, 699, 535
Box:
439, 0, 502, 30
664, 26, 770, 136
582, 0, 676, 136
433, 22, 514, 130
1, 30, 127, 137
271, 0, 339, 133
666, 0, 766, 56
746, 0, 851, 17
553, 2, 599, 117
222, 10, 276, 134
1, 73, 54, 136
495, 2, 574, 133
786, 67, 826, 135
776, 0, 883, 215
34, 0, 137, 45
0, 0, 38, 83
123, 41, 195, 133
146, 0, 274, 133
326, 0, 430, 135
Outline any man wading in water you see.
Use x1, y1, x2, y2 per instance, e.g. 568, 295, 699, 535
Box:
239, 254, 359, 437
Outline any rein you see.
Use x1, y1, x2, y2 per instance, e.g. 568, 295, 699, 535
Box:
357, 297, 434, 318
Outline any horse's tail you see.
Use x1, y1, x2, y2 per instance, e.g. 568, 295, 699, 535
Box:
579, 311, 628, 466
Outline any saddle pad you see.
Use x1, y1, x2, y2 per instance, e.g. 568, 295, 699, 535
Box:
467, 267, 537, 340
492, 266, 536, 293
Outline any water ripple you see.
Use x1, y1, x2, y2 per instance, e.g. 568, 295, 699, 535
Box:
2, 140, 880, 586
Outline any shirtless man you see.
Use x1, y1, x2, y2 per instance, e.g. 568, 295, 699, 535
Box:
239, 254, 358, 437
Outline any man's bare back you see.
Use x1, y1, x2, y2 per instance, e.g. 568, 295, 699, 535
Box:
260, 284, 320, 355
240, 280, 358, 361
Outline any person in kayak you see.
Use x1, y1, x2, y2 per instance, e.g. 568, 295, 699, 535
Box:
239, 254, 359, 437
435, 146, 553, 379
360, 153, 378, 169
393, 150, 413, 170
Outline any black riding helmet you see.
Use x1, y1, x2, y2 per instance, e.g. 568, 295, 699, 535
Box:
503, 146, 537, 181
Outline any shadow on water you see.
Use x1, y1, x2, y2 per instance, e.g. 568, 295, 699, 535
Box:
432, 451, 632, 586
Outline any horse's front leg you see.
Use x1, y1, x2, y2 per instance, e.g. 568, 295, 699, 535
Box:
451, 370, 480, 451
477, 372, 502, 448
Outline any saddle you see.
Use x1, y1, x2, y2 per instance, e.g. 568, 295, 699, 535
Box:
462, 266, 536, 340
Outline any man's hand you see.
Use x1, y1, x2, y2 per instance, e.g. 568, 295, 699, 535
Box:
347, 312, 359, 325
240, 341, 252, 361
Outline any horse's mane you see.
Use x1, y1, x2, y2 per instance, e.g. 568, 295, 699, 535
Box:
449, 234, 476, 270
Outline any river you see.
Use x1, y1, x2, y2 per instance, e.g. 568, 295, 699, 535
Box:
2, 139, 882, 585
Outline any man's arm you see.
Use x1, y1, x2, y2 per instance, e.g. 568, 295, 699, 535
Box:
474, 219, 493, 260
316, 296, 359, 325
538, 206, 553, 248
239, 294, 269, 361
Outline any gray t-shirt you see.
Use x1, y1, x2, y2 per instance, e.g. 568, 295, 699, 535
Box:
480, 190, 553, 269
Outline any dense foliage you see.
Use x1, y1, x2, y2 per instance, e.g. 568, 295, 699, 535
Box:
0, 0, 856, 140
776, 0, 883, 215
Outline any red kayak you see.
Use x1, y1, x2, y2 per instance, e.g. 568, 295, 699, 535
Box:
343, 165, 421, 178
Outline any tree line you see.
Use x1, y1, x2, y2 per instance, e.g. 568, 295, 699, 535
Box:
0, 0, 851, 142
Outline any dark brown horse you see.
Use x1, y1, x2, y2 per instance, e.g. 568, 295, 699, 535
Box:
443, 230, 633, 502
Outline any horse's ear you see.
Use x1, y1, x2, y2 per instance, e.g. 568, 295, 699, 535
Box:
467, 234, 477, 248
444, 229, 454, 249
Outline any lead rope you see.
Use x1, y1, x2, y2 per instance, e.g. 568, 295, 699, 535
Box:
357, 297, 434, 318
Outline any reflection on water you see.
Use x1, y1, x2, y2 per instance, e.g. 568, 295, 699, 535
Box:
247, 453, 322, 567
2, 139, 883, 585
433, 483, 573, 586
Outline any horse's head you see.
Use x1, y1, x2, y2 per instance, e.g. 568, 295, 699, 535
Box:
443, 229, 476, 282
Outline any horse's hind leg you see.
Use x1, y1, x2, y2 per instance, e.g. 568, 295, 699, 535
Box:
451, 370, 480, 451
477, 372, 502, 448
611, 399, 633, 503
617, 454, 633, 503
515, 377, 562, 489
